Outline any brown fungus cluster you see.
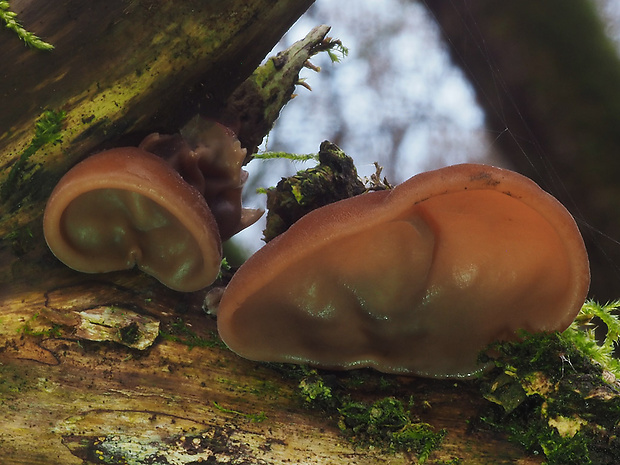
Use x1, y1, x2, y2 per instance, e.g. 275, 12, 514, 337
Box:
139, 116, 262, 240
43, 116, 261, 291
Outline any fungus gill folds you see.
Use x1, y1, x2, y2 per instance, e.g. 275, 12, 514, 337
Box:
217, 163, 590, 378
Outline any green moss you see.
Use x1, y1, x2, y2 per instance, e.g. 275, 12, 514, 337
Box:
338, 396, 446, 462
1, 109, 66, 204
478, 301, 620, 464
290, 368, 446, 463
254, 151, 319, 162
562, 300, 620, 376
258, 364, 447, 461
298, 370, 334, 405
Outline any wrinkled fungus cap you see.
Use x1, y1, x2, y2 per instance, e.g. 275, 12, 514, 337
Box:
139, 116, 263, 240
43, 147, 222, 292
217, 163, 590, 378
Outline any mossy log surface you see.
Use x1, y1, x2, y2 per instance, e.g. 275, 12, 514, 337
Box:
0, 270, 542, 464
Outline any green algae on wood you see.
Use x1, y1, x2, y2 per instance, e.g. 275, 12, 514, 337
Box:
1, 109, 66, 205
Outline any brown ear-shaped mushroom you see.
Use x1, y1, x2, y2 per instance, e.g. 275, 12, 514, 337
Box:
139, 116, 263, 240
217, 163, 590, 378
43, 147, 222, 292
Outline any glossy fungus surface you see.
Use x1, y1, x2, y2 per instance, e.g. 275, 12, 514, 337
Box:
217, 164, 590, 377
43, 148, 222, 292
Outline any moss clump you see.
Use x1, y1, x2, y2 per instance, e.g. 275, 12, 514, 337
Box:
562, 300, 620, 376
478, 302, 620, 465
262, 141, 366, 242
338, 396, 446, 462
298, 370, 334, 404
294, 368, 446, 463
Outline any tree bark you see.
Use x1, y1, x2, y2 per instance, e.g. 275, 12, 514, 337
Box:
422, 0, 620, 300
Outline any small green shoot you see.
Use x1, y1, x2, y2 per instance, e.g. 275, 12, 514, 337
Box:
323, 38, 349, 63
0, 1, 54, 50
253, 151, 319, 162
562, 299, 620, 377
216, 257, 231, 280
212, 401, 266, 423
